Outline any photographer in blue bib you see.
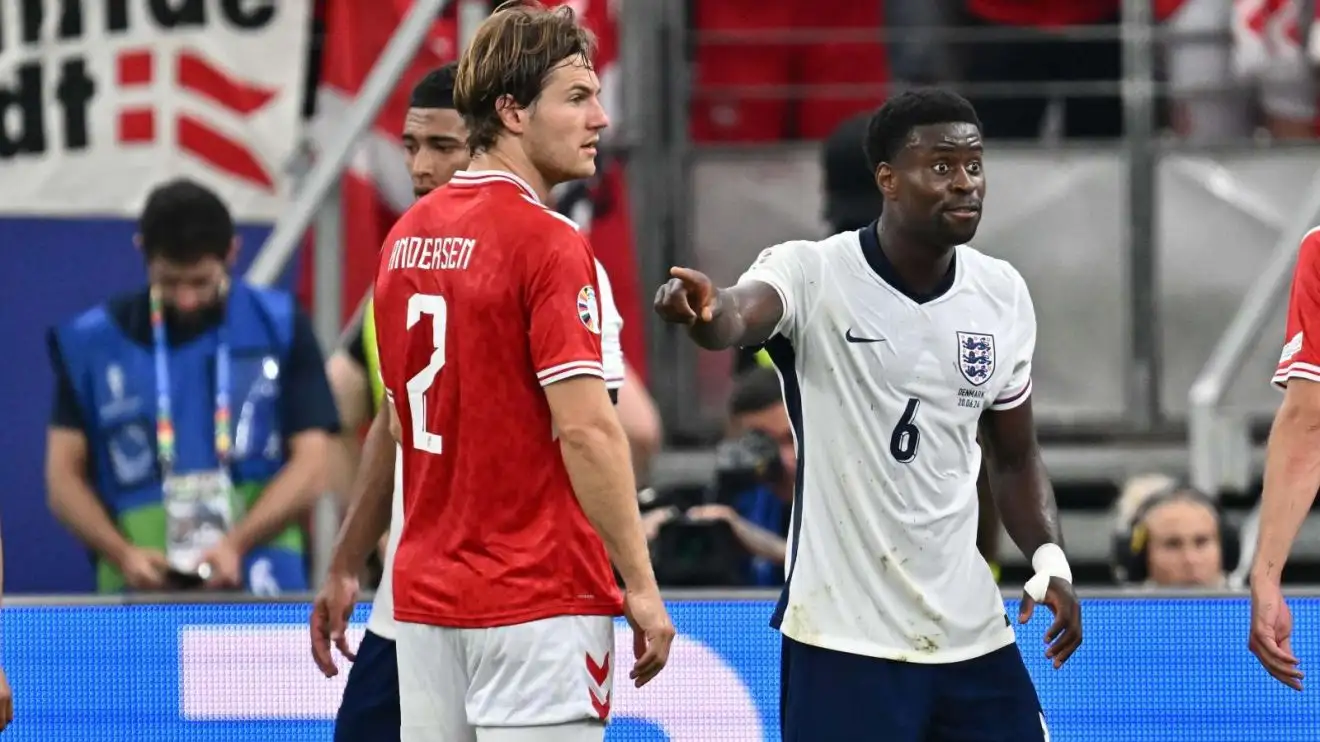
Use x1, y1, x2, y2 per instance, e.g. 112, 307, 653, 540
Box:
45, 179, 340, 594
644, 367, 792, 586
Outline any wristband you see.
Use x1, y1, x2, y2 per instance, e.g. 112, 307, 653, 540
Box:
1023, 543, 1072, 602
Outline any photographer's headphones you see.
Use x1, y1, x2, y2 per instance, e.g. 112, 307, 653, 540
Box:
1110, 482, 1240, 584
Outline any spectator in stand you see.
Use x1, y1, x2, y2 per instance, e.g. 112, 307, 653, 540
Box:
958, 0, 1127, 139
1110, 474, 1238, 588
884, 0, 962, 85
1230, 0, 1317, 139
1164, 0, 1253, 142
689, 0, 889, 142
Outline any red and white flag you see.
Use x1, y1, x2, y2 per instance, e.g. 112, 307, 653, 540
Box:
0, 1, 311, 220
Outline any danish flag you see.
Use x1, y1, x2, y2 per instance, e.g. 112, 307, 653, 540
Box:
115, 48, 279, 190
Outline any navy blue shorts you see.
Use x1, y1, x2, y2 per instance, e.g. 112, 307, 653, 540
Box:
780, 637, 1047, 742
334, 629, 401, 742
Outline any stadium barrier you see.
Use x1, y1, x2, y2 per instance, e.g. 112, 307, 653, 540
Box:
4, 588, 1317, 741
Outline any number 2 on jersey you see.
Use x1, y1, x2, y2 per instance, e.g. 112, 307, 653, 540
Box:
889, 397, 921, 463
406, 293, 446, 454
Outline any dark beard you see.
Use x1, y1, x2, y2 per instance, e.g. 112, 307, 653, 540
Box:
165, 300, 224, 333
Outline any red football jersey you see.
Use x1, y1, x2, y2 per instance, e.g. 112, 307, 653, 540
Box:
374, 169, 624, 628
1274, 227, 1320, 389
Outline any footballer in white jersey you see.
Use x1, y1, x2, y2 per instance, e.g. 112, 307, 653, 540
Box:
656, 88, 1081, 742
318, 63, 472, 742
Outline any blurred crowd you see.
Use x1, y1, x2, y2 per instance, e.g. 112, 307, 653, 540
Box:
691, 0, 1320, 143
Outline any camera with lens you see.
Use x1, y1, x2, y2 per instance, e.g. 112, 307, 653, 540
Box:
651, 429, 785, 586
711, 429, 784, 505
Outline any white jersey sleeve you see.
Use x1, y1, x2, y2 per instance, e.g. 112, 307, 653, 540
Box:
989, 271, 1035, 411
736, 240, 820, 344
595, 259, 626, 390
366, 448, 406, 640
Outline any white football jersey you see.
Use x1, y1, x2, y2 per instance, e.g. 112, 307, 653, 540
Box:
739, 226, 1035, 664
365, 449, 406, 639
366, 259, 626, 640
596, 259, 627, 389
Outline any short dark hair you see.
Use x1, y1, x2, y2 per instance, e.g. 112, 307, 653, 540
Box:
729, 366, 783, 417
138, 178, 234, 263
410, 62, 458, 109
863, 88, 982, 172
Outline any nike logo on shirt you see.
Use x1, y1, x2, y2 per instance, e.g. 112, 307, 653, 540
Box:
845, 328, 886, 344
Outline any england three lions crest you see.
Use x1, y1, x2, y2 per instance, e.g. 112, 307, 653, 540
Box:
957, 332, 996, 386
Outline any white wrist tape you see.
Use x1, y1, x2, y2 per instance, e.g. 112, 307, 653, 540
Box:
1023, 543, 1072, 602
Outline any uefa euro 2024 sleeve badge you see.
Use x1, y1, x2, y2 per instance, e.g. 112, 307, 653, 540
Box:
577, 285, 601, 334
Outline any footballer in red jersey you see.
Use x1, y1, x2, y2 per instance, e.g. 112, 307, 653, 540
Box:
376, 169, 625, 628
1251, 226, 1320, 691
313, 4, 672, 741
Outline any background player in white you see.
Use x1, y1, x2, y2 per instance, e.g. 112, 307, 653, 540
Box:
655, 88, 1082, 741
319, 63, 471, 742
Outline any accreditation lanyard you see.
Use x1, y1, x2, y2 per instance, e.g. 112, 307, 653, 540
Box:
150, 288, 231, 474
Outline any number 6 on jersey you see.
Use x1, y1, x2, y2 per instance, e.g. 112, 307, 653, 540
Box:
890, 397, 921, 463
406, 293, 447, 454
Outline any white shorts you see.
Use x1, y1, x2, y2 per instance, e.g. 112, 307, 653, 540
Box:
396, 614, 615, 742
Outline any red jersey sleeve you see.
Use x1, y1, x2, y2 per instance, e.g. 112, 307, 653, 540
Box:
525, 228, 606, 387
1274, 229, 1320, 389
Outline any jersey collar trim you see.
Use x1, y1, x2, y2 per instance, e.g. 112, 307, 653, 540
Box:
450, 170, 541, 202
858, 221, 960, 305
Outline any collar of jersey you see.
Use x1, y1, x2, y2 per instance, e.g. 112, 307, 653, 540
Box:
450, 170, 540, 203
857, 220, 961, 306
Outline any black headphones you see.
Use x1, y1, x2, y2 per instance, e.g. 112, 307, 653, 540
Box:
1111, 482, 1240, 584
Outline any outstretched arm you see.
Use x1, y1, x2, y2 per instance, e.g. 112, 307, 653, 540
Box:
655, 242, 814, 351
654, 268, 785, 351
687, 282, 784, 351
